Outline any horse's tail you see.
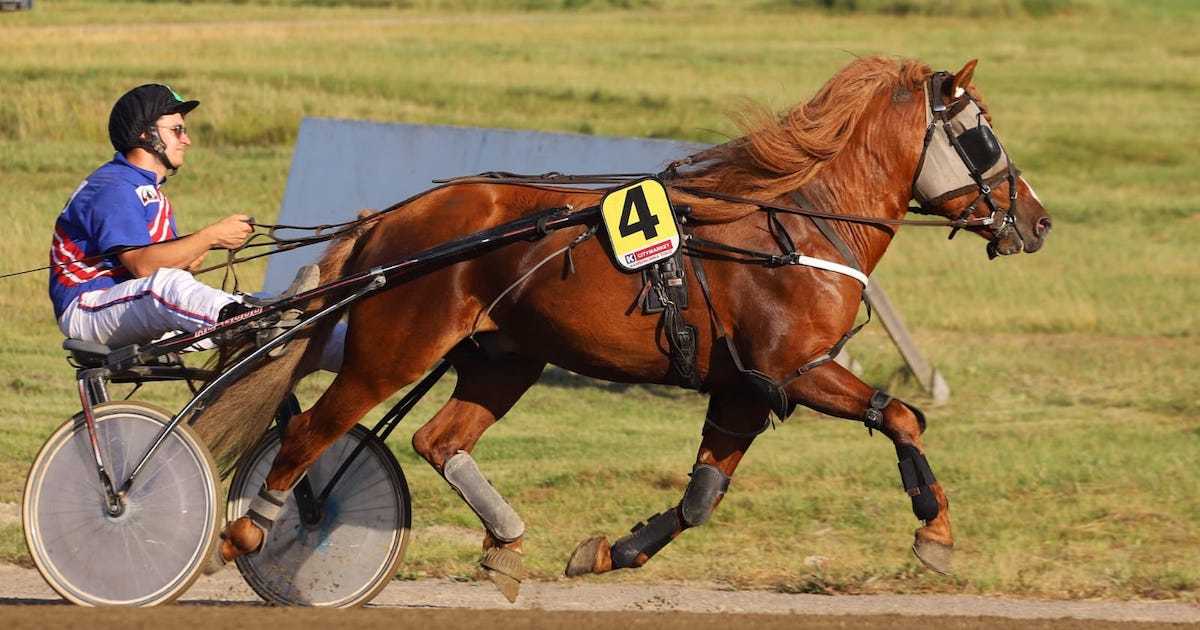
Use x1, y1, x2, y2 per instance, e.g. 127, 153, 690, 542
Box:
193, 210, 384, 475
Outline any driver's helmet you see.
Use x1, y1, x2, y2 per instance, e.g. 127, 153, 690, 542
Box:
107, 84, 199, 158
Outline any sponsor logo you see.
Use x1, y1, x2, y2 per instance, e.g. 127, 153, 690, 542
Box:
623, 239, 675, 266
136, 185, 160, 206
193, 306, 264, 336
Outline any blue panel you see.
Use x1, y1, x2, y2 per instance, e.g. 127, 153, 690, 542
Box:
265, 118, 703, 291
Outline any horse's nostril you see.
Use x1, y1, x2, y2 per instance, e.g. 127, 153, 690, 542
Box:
1037, 217, 1053, 236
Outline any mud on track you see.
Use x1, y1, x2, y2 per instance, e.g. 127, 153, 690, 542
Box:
0, 564, 1197, 629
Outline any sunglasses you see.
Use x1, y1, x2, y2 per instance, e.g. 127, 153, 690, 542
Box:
156, 124, 189, 139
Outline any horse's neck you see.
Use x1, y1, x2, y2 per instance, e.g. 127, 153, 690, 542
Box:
793, 183, 902, 277
798, 96, 925, 275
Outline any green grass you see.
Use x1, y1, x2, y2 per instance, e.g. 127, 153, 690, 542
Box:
1, 0, 1198, 602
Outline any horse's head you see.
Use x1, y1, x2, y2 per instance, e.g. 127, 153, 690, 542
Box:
911, 60, 1052, 259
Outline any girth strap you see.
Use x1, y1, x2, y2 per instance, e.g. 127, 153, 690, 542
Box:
689, 250, 856, 422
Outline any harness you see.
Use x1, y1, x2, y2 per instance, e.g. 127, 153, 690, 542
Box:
682, 201, 871, 424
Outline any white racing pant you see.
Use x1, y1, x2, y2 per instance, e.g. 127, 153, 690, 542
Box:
59, 267, 345, 372
59, 268, 236, 349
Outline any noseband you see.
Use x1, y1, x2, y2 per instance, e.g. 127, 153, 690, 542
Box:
910, 71, 1020, 255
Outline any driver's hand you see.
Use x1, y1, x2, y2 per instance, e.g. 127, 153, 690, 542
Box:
206, 214, 254, 250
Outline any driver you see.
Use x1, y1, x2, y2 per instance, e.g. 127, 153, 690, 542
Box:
48, 83, 335, 365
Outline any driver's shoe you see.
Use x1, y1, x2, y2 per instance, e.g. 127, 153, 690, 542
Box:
253, 265, 320, 355
219, 265, 320, 355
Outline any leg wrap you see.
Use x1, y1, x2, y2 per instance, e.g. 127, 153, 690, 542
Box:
679, 463, 730, 528
864, 390, 891, 432
610, 509, 680, 570
897, 445, 939, 521
443, 450, 526, 543
247, 485, 290, 532
865, 392, 928, 435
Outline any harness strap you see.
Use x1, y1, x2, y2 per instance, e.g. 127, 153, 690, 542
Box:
690, 251, 801, 421
688, 252, 782, 418
865, 390, 892, 435
684, 234, 869, 286
794, 192, 865, 271
678, 186, 992, 230
784, 191, 876, 378
468, 224, 598, 338
686, 191, 881, 421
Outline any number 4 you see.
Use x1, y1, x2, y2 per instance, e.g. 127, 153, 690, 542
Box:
618, 185, 661, 240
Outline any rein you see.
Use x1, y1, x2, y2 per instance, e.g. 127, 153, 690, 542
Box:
674, 186, 995, 231
196, 213, 383, 292
0, 212, 387, 285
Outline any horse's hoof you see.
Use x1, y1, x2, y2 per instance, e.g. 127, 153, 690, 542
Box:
565, 536, 612, 577
481, 546, 526, 603
912, 531, 953, 575
218, 517, 266, 563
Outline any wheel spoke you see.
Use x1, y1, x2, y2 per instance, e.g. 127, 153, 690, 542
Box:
23, 403, 219, 606
229, 424, 410, 607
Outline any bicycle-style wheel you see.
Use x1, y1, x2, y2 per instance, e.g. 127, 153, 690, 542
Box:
22, 402, 221, 606
227, 423, 411, 607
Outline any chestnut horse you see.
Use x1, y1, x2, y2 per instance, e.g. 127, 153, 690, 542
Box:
199, 56, 1051, 601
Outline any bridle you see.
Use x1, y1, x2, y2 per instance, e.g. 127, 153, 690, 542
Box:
910, 71, 1021, 257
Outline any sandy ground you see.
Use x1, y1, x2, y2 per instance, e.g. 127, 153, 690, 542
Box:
0, 562, 1197, 628
3, 505, 1198, 627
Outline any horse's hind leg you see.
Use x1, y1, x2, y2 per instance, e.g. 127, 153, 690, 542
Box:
218, 355, 431, 562
786, 361, 953, 574
410, 344, 547, 603
566, 387, 768, 576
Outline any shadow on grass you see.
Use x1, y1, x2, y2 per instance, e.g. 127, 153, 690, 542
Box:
536, 365, 695, 401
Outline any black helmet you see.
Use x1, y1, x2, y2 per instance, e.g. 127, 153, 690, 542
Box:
108, 84, 199, 154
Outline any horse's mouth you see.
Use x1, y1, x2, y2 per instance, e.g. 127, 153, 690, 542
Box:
987, 216, 1051, 259
987, 239, 1010, 260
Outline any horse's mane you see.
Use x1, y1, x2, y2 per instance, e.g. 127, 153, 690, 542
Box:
667, 56, 931, 223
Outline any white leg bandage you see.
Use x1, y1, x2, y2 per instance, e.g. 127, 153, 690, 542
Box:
443, 450, 526, 542
246, 485, 290, 532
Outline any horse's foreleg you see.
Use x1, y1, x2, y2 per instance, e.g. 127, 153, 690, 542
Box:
786, 361, 953, 574
410, 347, 546, 603
566, 387, 766, 576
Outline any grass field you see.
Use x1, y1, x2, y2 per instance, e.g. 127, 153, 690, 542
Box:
0, 0, 1197, 602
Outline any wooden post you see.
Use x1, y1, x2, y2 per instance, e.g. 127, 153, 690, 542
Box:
840, 276, 950, 403
860, 277, 950, 404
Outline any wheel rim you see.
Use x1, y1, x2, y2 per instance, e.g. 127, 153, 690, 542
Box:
22, 402, 220, 606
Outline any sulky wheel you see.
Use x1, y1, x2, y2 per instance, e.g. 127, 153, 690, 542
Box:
227, 422, 412, 607
22, 402, 221, 606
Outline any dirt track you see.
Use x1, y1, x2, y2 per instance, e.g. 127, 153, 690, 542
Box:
1, 563, 1197, 629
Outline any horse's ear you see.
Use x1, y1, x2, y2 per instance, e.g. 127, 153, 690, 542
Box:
950, 59, 978, 99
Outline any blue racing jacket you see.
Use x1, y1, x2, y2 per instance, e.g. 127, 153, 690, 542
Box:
49, 152, 178, 320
